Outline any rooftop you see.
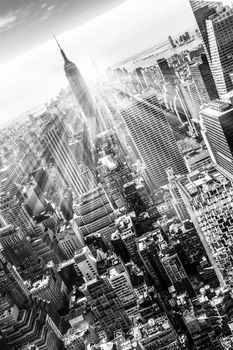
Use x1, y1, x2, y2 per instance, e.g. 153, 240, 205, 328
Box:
30, 275, 50, 292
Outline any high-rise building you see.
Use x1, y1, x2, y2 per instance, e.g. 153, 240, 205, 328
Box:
81, 277, 131, 339
160, 248, 195, 296
135, 67, 148, 90
0, 225, 44, 281
0, 191, 34, 234
74, 246, 98, 282
56, 223, 85, 259
96, 131, 133, 210
116, 214, 143, 267
137, 233, 171, 291
43, 122, 95, 196
200, 100, 233, 178
133, 315, 181, 350
189, 0, 233, 96
30, 225, 64, 264
120, 91, 188, 187
111, 231, 130, 264
170, 221, 208, 274
167, 168, 190, 221
1, 298, 63, 350
55, 36, 100, 137
177, 167, 233, 287
168, 35, 176, 49
106, 258, 137, 311
157, 59, 176, 87
189, 54, 219, 101
73, 186, 117, 246
29, 273, 65, 310
0, 260, 30, 309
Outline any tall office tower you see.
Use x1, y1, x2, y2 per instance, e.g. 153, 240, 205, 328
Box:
96, 131, 133, 209
73, 186, 117, 246
30, 225, 64, 264
23, 185, 46, 217
31, 168, 50, 193
1, 298, 63, 350
111, 231, 130, 263
134, 315, 181, 350
0, 260, 30, 309
81, 277, 131, 339
177, 78, 206, 125
168, 35, 176, 49
135, 67, 148, 89
189, 0, 233, 97
170, 221, 208, 274
120, 91, 187, 188
56, 223, 85, 259
183, 310, 222, 350
167, 168, 190, 221
189, 54, 219, 101
160, 248, 195, 296
123, 181, 155, 217
60, 188, 74, 221
106, 258, 137, 313
43, 122, 95, 196
157, 58, 176, 87
0, 191, 34, 234
29, 273, 65, 310
177, 167, 233, 287
115, 215, 143, 267
57, 259, 84, 292
0, 180, 25, 205
68, 128, 95, 170
55, 37, 100, 137
63, 325, 99, 350
96, 156, 128, 209
0, 225, 44, 281
73, 246, 98, 282
200, 100, 233, 178
137, 233, 171, 291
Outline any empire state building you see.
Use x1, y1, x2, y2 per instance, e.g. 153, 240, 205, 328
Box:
54, 36, 99, 136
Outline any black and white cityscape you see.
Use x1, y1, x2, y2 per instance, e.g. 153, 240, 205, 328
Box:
2, 0, 233, 349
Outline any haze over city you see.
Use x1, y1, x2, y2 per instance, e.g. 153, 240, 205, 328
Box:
3, 0, 233, 349
0, 0, 199, 125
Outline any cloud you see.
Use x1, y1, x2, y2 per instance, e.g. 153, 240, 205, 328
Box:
0, 15, 16, 32
41, 3, 47, 8
47, 5, 55, 11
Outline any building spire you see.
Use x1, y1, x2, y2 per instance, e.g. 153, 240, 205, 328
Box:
53, 34, 69, 63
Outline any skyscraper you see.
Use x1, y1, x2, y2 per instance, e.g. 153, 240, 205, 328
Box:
55, 36, 100, 137
1, 298, 63, 350
0, 260, 30, 309
137, 233, 171, 291
120, 91, 188, 187
200, 100, 233, 178
189, 54, 218, 101
43, 122, 95, 196
106, 258, 137, 311
0, 191, 34, 235
160, 248, 195, 296
189, 0, 233, 96
74, 246, 98, 282
81, 276, 131, 339
73, 186, 117, 246
0, 225, 43, 280
167, 168, 190, 221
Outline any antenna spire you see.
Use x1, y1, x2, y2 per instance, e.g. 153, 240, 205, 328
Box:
53, 34, 69, 63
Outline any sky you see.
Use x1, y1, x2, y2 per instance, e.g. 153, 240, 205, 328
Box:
0, 0, 200, 126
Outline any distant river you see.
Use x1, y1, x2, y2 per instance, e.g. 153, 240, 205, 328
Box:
121, 38, 202, 71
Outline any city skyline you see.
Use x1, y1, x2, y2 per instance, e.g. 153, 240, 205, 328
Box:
3, 0, 233, 349
0, 0, 199, 126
